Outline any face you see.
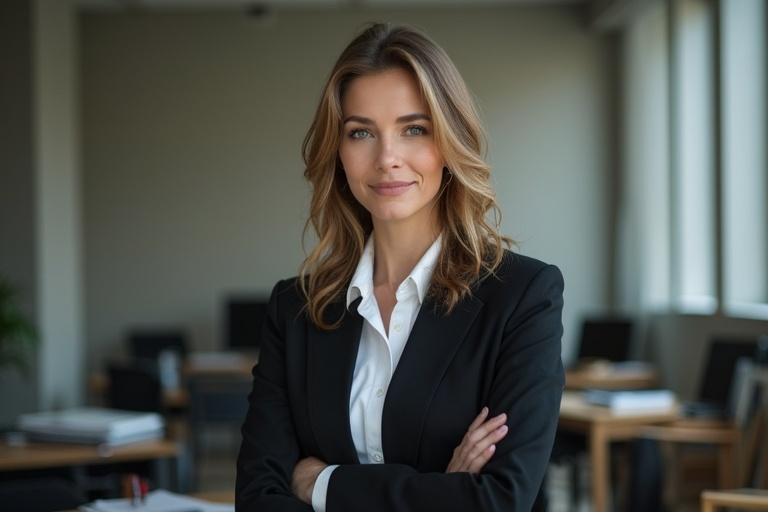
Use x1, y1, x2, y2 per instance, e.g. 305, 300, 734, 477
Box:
338, 67, 445, 230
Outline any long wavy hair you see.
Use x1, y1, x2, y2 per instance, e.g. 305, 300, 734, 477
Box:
298, 22, 514, 330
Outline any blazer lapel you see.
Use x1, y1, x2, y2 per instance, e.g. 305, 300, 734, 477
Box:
306, 298, 363, 465
382, 292, 484, 467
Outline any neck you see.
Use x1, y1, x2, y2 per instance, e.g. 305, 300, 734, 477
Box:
371, 214, 440, 292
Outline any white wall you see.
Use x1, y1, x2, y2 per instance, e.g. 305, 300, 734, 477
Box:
81, 5, 611, 371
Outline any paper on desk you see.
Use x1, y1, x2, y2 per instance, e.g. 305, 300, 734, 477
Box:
80, 489, 233, 512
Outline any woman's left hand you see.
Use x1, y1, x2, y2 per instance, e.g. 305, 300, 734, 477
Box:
291, 456, 328, 504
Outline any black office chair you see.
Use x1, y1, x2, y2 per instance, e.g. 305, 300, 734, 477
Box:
186, 375, 251, 490
0, 478, 85, 512
107, 361, 163, 413
126, 328, 188, 363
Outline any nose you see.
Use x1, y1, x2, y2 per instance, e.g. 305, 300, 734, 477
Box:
374, 135, 402, 172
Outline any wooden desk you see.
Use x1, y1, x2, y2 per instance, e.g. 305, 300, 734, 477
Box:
565, 365, 658, 390
558, 391, 680, 512
701, 489, 768, 511
0, 439, 179, 471
192, 489, 235, 503
0, 439, 180, 489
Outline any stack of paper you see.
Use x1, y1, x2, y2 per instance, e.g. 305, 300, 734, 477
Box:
585, 389, 676, 412
17, 408, 164, 445
80, 489, 233, 512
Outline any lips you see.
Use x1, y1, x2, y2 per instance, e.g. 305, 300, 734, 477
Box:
370, 181, 416, 196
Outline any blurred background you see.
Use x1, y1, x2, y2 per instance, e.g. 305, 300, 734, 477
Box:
0, 0, 766, 511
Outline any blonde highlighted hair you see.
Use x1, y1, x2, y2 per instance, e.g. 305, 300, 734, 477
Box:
299, 22, 514, 330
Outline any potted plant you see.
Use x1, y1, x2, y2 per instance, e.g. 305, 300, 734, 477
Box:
0, 276, 38, 376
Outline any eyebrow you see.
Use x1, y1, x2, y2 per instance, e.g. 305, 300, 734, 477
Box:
343, 113, 432, 125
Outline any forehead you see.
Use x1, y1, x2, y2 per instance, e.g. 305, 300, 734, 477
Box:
341, 67, 428, 118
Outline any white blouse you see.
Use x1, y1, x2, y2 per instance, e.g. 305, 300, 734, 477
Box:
311, 233, 442, 512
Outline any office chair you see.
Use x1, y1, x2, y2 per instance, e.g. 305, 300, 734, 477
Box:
106, 361, 164, 413
186, 374, 251, 490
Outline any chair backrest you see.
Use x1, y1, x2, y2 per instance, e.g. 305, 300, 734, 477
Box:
127, 329, 188, 362
577, 317, 634, 362
698, 338, 758, 407
107, 361, 163, 412
187, 375, 251, 425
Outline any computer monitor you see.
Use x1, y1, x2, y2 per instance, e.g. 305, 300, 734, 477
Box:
127, 329, 188, 361
225, 296, 268, 350
577, 317, 634, 362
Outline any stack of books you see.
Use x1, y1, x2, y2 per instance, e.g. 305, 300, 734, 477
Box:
584, 389, 676, 412
17, 408, 164, 445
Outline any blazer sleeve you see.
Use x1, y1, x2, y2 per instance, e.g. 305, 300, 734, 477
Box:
326, 264, 565, 512
236, 279, 313, 512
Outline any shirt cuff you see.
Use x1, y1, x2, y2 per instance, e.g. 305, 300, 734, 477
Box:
311, 464, 339, 512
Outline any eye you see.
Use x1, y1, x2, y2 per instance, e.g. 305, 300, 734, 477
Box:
405, 125, 428, 136
348, 128, 372, 140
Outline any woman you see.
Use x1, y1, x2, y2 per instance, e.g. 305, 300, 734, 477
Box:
236, 22, 564, 512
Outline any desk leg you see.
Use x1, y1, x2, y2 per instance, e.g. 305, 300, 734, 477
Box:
590, 424, 608, 512
700, 496, 715, 512
717, 443, 735, 489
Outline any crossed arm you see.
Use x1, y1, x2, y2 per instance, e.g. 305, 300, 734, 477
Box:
235, 265, 565, 512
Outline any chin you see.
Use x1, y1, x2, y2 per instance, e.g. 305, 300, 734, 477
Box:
370, 205, 418, 223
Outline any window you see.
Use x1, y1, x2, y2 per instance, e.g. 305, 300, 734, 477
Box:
620, 0, 768, 319
673, 0, 717, 312
721, 0, 768, 316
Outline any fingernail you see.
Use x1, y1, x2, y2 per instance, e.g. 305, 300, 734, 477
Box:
498, 425, 508, 433
482, 406, 488, 415
489, 444, 496, 452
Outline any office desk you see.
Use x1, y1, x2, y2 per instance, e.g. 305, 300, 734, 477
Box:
701, 489, 768, 511
558, 391, 680, 512
0, 439, 180, 489
565, 365, 658, 390
89, 353, 257, 409
192, 490, 235, 503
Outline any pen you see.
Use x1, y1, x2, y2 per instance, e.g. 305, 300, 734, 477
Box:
140, 477, 149, 504
131, 474, 141, 507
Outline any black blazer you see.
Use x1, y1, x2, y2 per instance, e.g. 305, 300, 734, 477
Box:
236, 250, 565, 511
